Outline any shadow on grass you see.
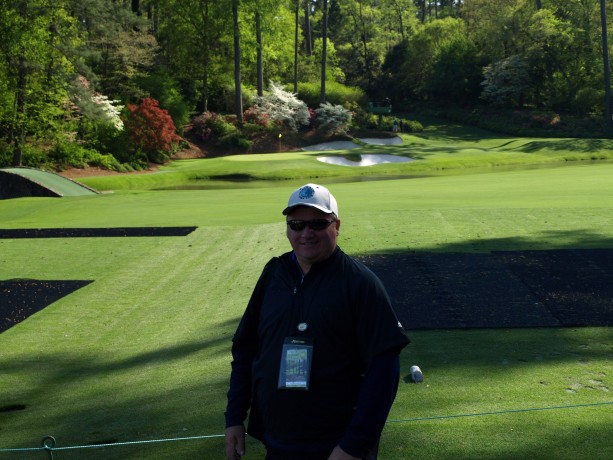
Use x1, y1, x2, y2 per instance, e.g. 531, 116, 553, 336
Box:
399, 327, 613, 376
382, 413, 613, 460
412, 117, 505, 142
0, 330, 237, 456
518, 138, 613, 153
357, 229, 613, 330
1, 229, 612, 458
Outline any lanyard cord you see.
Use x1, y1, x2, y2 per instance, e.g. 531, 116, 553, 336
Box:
289, 251, 325, 333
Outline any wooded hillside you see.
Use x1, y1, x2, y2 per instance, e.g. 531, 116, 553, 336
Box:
1, 1, 611, 170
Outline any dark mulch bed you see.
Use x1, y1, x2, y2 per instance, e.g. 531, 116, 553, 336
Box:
0, 227, 197, 238
1, 280, 93, 333
0, 226, 198, 333
2, 248, 612, 334
360, 248, 613, 330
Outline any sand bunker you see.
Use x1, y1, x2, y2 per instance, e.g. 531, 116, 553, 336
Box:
317, 154, 413, 167
358, 137, 404, 146
302, 140, 361, 151
305, 136, 411, 167
303, 136, 403, 152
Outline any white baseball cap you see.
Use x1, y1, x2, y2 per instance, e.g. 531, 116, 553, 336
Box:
282, 183, 339, 217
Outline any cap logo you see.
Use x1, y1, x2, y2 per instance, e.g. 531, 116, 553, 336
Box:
298, 185, 315, 200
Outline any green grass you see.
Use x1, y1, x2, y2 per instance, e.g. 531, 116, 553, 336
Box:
1, 123, 612, 459
75, 117, 613, 192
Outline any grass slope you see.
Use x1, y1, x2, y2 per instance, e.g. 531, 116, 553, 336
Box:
2, 168, 97, 196
1, 126, 612, 459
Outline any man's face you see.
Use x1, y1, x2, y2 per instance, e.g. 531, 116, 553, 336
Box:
286, 206, 340, 272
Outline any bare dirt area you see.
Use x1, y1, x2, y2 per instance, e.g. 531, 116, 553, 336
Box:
58, 165, 161, 179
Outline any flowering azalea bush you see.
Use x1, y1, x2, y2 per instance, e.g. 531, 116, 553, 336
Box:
124, 98, 181, 162
243, 106, 270, 128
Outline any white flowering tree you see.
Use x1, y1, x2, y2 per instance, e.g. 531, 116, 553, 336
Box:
90, 94, 124, 130
481, 55, 531, 107
252, 82, 310, 131
70, 75, 124, 131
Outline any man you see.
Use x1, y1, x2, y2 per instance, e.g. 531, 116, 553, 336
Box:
225, 183, 410, 460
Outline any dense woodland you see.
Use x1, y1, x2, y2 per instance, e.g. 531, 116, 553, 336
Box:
0, 0, 612, 170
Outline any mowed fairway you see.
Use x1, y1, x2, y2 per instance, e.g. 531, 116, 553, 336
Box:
1, 156, 613, 457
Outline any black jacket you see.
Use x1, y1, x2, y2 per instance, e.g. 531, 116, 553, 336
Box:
226, 247, 410, 455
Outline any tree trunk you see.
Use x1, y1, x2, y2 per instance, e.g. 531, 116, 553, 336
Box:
256, 7, 264, 97
304, 0, 312, 56
294, 0, 299, 93
132, 0, 140, 15
600, 0, 612, 132
12, 56, 27, 167
201, 0, 211, 112
232, 0, 243, 122
320, 0, 328, 104
391, 0, 405, 41
150, 0, 159, 36
11, 3, 29, 167
357, 0, 372, 87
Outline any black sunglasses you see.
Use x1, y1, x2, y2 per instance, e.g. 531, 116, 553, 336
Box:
286, 219, 336, 231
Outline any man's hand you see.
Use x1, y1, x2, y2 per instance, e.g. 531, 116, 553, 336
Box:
328, 445, 361, 460
225, 425, 246, 459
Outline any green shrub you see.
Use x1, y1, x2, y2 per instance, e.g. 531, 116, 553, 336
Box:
0, 142, 12, 167
574, 87, 604, 116
297, 81, 366, 108
191, 112, 239, 140
137, 72, 192, 131
297, 82, 320, 108
83, 121, 129, 159
218, 132, 252, 151
347, 103, 377, 130
50, 141, 88, 168
21, 145, 50, 168
356, 114, 423, 133
481, 55, 531, 107
241, 121, 270, 136
315, 102, 352, 135
87, 152, 124, 171
216, 82, 254, 114
50, 140, 123, 171
403, 119, 424, 132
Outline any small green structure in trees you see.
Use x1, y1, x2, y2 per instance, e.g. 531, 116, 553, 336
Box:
367, 98, 392, 129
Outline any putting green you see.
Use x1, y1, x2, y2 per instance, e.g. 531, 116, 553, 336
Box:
0, 167, 98, 198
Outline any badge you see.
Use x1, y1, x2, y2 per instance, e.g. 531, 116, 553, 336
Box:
278, 337, 313, 391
